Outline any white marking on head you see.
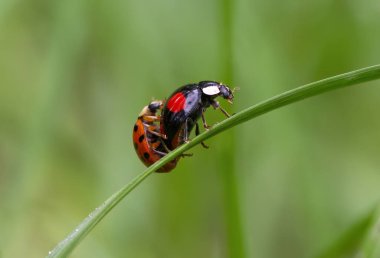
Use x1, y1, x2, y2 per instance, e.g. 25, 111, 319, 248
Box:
202, 85, 220, 96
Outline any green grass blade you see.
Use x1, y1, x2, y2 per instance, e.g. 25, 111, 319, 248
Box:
47, 64, 380, 257
316, 205, 380, 258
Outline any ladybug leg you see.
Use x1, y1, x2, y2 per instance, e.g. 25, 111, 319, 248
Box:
159, 137, 171, 153
143, 115, 161, 121
146, 128, 167, 139
201, 111, 211, 129
196, 122, 209, 149
183, 119, 190, 143
155, 136, 193, 157
143, 123, 168, 139
218, 106, 231, 118
152, 148, 168, 156
155, 140, 193, 158
211, 100, 231, 118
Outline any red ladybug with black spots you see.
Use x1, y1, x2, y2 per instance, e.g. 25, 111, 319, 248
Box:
161, 81, 234, 150
132, 100, 178, 172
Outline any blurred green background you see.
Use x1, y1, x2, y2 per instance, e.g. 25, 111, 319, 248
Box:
1, 0, 380, 257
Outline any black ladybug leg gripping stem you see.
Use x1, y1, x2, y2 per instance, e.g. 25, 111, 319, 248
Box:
177, 118, 194, 157
211, 100, 231, 118
219, 106, 231, 118
196, 122, 209, 149
183, 118, 190, 143
201, 111, 211, 129
156, 138, 193, 158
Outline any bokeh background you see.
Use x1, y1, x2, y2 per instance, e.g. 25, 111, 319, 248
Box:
1, 0, 380, 257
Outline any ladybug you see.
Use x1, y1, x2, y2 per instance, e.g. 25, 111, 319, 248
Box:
132, 100, 178, 172
161, 81, 234, 150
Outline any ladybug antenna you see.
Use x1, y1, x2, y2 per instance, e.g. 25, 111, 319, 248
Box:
232, 87, 240, 93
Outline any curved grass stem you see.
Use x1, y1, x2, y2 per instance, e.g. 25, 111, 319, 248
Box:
47, 64, 380, 258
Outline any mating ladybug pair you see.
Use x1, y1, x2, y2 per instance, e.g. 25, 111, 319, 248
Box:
133, 81, 235, 172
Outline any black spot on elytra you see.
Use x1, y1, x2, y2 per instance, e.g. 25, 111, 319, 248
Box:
138, 134, 145, 143
133, 142, 138, 150
134, 124, 138, 132
143, 152, 150, 160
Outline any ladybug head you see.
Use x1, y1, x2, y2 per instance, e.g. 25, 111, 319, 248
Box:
219, 84, 234, 104
139, 100, 163, 117
199, 81, 234, 104
148, 100, 163, 113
